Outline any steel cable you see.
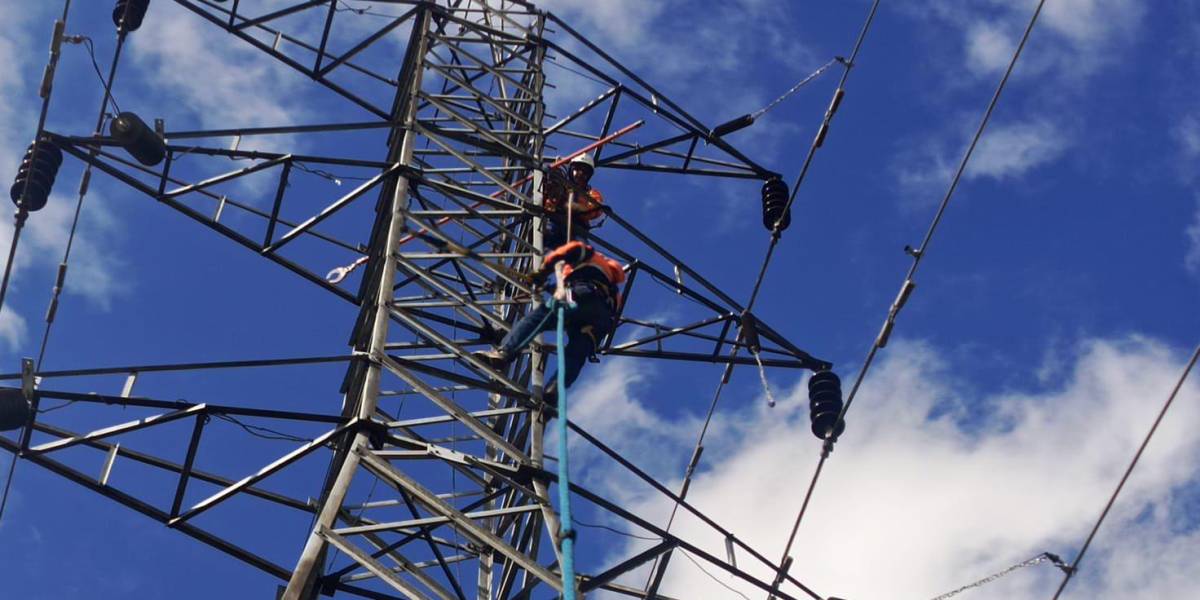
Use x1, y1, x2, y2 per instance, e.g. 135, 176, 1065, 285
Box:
769, 2, 1050, 597
642, 1, 885, 593
1050, 339, 1200, 599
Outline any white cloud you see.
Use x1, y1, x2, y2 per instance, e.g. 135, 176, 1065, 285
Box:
907, 0, 1145, 80
891, 0, 1146, 193
964, 21, 1016, 76
0, 306, 28, 351
129, 3, 312, 130
0, 4, 39, 168
0, 190, 127, 312
894, 118, 1068, 202
1172, 112, 1200, 276
538, 0, 819, 159
558, 359, 702, 510
0, 7, 127, 320
570, 337, 1200, 599
1174, 115, 1200, 161
969, 119, 1068, 180
1186, 201, 1200, 274
538, 0, 666, 49
894, 140, 956, 202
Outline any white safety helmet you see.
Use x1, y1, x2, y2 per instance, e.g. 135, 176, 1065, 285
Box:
568, 153, 595, 176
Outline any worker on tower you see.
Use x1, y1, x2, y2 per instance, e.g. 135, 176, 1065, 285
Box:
479, 240, 625, 395
542, 153, 605, 249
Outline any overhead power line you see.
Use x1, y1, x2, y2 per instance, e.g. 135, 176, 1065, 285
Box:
644, 1, 885, 596
1050, 339, 1200, 599
769, 0, 1052, 595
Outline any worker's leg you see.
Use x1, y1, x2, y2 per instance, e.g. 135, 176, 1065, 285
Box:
557, 293, 613, 388
544, 218, 567, 249
559, 328, 594, 389
498, 301, 554, 359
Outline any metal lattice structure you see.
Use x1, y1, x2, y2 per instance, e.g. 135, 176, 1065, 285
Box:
1, 1, 832, 598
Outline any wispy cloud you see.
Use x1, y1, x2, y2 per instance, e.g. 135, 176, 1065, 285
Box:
1186, 202, 1200, 274
0, 306, 28, 351
129, 2, 313, 131
905, 0, 1144, 80
891, 0, 1146, 197
1170, 101, 1200, 275
0, 5, 128, 343
580, 336, 1200, 598
892, 119, 1071, 201
539, 0, 821, 165
968, 119, 1068, 180
1174, 115, 1200, 166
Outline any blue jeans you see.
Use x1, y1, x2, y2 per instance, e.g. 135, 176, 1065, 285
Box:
500, 288, 612, 388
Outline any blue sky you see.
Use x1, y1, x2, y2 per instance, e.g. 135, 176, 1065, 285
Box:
1, 0, 1199, 598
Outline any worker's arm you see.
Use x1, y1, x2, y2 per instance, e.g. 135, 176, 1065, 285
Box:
552, 261, 570, 302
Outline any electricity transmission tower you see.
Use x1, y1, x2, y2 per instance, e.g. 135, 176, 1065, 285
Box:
1, 1, 832, 598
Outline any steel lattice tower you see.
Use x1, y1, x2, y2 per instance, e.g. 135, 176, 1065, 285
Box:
1, 1, 832, 598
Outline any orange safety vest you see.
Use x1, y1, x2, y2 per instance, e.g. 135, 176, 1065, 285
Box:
544, 187, 605, 225
543, 241, 626, 308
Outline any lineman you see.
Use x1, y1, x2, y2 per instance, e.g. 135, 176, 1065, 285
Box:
479, 240, 625, 393
543, 154, 605, 249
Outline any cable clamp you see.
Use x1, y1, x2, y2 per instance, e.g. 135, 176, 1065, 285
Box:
1043, 552, 1074, 575
558, 525, 577, 542
352, 350, 384, 367
20, 358, 36, 401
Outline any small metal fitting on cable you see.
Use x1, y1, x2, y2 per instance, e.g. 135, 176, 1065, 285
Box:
40, 20, 67, 99
874, 278, 916, 348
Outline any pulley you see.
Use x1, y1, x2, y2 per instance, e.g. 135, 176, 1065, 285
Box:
0, 388, 30, 432
761, 176, 791, 232
808, 370, 845, 441
113, 0, 150, 33
110, 112, 166, 166
9, 138, 62, 213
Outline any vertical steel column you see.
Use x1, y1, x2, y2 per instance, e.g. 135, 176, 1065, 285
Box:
281, 8, 431, 600
472, 8, 550, 597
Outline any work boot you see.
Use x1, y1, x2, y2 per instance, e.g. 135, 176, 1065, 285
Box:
473, 348, 511, 371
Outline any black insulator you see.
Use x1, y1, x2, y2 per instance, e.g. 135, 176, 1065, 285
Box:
110, 111, 166, 166
113, 0, 150, 32
0, 388, 30, 432
10, 139, 63, 212
710, 113, 755, 138
761, 176, 791, 232
808, 370, 845, 441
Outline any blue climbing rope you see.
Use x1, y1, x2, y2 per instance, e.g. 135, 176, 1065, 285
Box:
554, 298, 577, 599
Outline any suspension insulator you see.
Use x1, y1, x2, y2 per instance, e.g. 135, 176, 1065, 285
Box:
761, 176, 791, 232
0, 388, 30, 432
110, 112, 166, 166
808, 370, 845, 441
9, 139, 63, 213
113, 0, 150, 32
